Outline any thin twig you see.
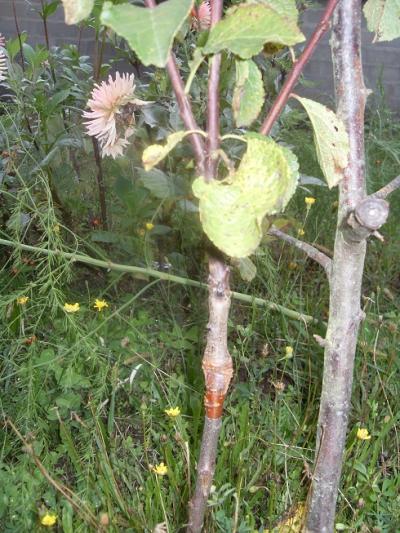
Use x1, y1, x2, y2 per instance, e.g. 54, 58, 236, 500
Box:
0, 237, 317, 323
144, 0, 205, 173
269, 226, 332, 277
259, 0, 339, 136
370, 175, 400, 200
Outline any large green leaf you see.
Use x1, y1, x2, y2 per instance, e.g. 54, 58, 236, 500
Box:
363, 0, 400, 42
61, 0, 94, 25
192, 135, 299, 258
233, 59, 265, 128
100, 0, 193, 67
203, 3, 304, 59
293, 96, 349, 189
247, 0, 299, 22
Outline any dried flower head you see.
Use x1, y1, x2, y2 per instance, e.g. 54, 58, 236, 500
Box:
191, 1, 211, 31
83, 72, 148, 159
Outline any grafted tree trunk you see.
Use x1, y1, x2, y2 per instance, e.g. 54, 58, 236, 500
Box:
305, 2, 370, 530
185, 1, 235, 529
187, 257, 233, 532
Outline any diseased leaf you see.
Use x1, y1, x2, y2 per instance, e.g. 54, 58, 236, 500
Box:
363, 0, 400, 42
142, 131, 188, 171
203, 3, 304, 59
233, 59, 265, 127
100, 0, 193, 68
61, 0, 94, 25
192, 134, 299, 258
293, 96, 349, 188
248, 0, 299, 22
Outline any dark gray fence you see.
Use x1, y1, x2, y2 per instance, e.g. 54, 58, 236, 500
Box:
0, 1, 399, 110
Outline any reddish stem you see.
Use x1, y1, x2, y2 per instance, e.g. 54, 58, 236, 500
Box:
144, 0, 205, 173
205, 0, 223, 180
260, 0, 339, 136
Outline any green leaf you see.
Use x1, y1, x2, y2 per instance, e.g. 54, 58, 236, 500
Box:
250, 0, 299, 21
100, 0, 193, 68
192, 134, 299, 258
363, 0, 400, 42
293, 96, 349, 188
203, 3, 304, 59
232, 257, 257, 282
233, 59, 265, 127
138, 168, 177, 199
142, 131, 187, 171
61, 0, 94, 25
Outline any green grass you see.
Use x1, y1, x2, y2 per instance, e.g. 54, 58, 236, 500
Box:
1, 105, 400, 532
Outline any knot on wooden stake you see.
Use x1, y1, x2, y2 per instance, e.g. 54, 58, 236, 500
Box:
345, 197, 389, 242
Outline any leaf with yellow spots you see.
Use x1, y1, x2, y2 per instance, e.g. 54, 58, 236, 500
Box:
192, 134, 299, 258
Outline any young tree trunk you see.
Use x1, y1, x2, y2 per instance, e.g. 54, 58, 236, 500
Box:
187, 257, 233, 532
187, 2, 232, 531
305, 2, 370, 530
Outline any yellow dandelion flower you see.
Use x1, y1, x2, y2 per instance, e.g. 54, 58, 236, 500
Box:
297, 228, 305, 237
93, 299, 108, 311
305, 196, 316, 207
63, 302, 80, 313
17, 296, 29, 305
165, 406, 181, 418
357, 428, 371, 440
41, 512, 57, 527
285, 346, 294, 357
153, 462, 168, 476
145, 222, 154, 231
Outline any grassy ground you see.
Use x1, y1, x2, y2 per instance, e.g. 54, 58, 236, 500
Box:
1, 103, 399, 532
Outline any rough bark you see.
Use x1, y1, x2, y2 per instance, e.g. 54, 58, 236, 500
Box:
187, 258, 233, 532
305, 3, 369, 530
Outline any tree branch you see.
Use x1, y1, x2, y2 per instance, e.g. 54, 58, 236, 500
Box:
370, 174, 400, 200
0, 238, 317, 323
144, 0, 205, 173
269, 226, 332, 278
259, 0, 339, 136
205, 0, 223, 180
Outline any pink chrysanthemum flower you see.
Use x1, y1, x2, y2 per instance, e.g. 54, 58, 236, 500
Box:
83, 72, 147, 159
191, 1, 211, 31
